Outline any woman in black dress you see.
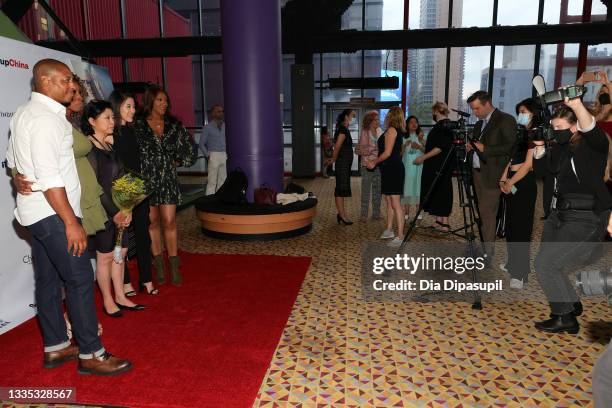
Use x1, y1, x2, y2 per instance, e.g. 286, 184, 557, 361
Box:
498, 98, 540, 288
82, 100, 144, 317
325, 109, 355, 225
415, 102, 453, 232
366, 107, 406, 247
134, 85, 197, 287
110, 90, 158, 296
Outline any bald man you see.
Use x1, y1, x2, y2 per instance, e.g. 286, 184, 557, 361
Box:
7, 59, 132, 376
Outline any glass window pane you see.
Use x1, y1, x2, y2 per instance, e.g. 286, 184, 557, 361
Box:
490, 45, 536, 117
449, 46, 490, 121
378, 0, 402, 31
201, 0, 221, 36
407, 48, 448, 124
342, 1, 364, 30
543, 0, 583, 24
497, 0, 538, 25
410, 0, 464, 29
461, 0, 493, 27
539, 43, 580, 91
584, 44, 612, 107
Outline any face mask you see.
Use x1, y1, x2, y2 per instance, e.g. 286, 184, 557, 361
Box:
517, 112, 531, 126
599, 93, 611, 106
553, 128, 573, 145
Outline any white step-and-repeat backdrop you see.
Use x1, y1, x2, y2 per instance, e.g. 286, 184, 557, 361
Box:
0, 35, 112, 334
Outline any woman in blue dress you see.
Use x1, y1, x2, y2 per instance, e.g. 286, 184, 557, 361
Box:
401, 115, 426, 220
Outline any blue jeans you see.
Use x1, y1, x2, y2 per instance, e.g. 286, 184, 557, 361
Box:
28, 215, 104, 357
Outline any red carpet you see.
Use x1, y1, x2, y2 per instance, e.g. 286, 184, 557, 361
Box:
0, 251, 310, 408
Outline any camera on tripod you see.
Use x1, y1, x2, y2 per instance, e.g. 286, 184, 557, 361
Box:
516, 124, 551, 143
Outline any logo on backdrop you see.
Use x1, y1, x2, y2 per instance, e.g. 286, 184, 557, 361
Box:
23, 254, 32, 264
0, 111, 14, 118
0, 57, 29, 70
0, 319, 12, 329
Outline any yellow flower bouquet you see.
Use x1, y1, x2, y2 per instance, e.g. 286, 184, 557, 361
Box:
111, 173, 148, 263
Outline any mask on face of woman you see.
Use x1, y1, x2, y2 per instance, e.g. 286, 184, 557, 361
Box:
517, 112, 531, 126
553, 128, 573, 145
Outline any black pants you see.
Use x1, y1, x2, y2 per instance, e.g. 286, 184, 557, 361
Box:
535, 209, 609, 315
123, 198, 152, 286
505, 171, 537, 281
28, 215, 103, 356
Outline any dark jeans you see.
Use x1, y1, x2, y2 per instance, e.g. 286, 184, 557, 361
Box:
123, 199, 152, 286
535, 209, 609, 315
505, 171, 537, 281
28, 215, 103, 356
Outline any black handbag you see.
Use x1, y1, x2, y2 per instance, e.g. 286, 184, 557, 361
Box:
496, 194, 507, 239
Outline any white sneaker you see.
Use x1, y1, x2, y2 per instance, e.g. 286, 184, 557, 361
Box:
509, 278, 524, 289
387, 237, 403, 247
499, 263, 508, 273
380, 229, 395, 239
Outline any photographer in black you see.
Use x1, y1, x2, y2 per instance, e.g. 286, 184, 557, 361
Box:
533, 96, 612, 334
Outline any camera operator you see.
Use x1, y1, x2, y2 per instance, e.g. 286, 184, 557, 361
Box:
532, 96, 612, 334
467, 91, 517, 263
414, 102, 453, 232
498, 98, 540, 289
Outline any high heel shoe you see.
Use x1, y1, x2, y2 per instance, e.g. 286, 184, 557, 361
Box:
139, 283, 159, 295
104, 307, 123, 318
337, 214, 353, 226
116, 303, 146, 311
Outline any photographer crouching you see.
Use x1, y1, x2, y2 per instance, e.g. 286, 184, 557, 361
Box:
533, 96, 612, 334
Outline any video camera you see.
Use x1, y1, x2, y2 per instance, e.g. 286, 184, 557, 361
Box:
577, 268, 612, 307
526, 75, 588, 143
445, 109, 471, 144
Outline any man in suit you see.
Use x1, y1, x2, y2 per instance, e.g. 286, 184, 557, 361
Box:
467, 90, 517, 263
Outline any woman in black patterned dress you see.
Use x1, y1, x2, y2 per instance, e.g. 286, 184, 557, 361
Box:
135, 85, 197, 287
325, 109, 355, 225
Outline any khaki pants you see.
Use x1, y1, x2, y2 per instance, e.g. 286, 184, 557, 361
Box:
472, 169, 500, 257
206, 151, 227, 195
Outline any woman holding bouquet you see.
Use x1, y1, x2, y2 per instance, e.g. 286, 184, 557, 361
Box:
111, 90, 158, 296
82, 100, 145, 316
135, 85, 197, 287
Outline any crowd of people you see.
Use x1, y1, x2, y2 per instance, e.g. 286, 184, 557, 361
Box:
6, 56, 612, 387
328, 70, 612, 335
7, 58, 198, 375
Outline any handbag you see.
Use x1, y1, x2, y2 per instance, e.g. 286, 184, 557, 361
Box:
216, 167, 248, 204
496, 193, 507, 239
254, 183, 277, 205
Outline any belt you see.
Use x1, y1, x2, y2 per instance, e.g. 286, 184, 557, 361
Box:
556, 193, 596, 211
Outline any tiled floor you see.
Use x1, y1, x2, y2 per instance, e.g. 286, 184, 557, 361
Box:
178, 176, 612, 407
3, 176, 611, 408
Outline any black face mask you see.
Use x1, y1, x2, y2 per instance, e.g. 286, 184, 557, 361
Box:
599, 93, 611, 106
553, 128, 573, 145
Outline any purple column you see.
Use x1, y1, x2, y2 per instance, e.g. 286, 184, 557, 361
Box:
221, 0, 284, 200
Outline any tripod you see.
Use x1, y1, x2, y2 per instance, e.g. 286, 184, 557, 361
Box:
398, 136, 485, 309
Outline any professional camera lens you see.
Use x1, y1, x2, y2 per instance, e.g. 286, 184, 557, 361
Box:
576, 269, 612, 306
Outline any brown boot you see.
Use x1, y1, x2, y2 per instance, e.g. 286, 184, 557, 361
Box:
169, 255, 182, 287
44, 343, 79, 368
77, 352, 132, 376
154, 254, 166, 285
